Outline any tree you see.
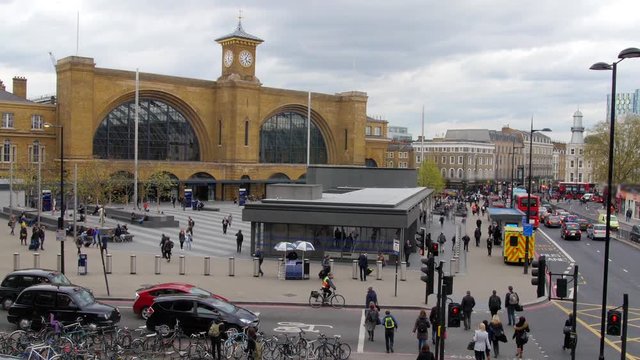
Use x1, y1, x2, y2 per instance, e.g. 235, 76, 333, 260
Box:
585, 115, 640, 185
417, 158, 445, 193
143, 170, 176, 212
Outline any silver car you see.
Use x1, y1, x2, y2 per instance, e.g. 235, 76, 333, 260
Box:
587, 223, 606, 240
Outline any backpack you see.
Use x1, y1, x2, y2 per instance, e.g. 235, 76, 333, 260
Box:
384, 316, 395, 329
255, 341, 264, 359
417, 318, 429, 333
367, 310, 378, 323
509, 292, 519, 305
489, 296, 500, 310
519, 330, 528, 343
208, 322, 221, 337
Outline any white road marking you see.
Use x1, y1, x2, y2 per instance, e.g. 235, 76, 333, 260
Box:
623, 269, 628, 273
537, 228, 575, 264
357, 309, 365, 353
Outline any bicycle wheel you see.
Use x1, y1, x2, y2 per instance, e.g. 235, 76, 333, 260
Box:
331, 294, 345, 309
7, 330, 29, 355
171, 334, 191, 353
130, 338, 145, 354
309, 294, 323, 308
336, 342, 351, 360
313, 344, 333, 360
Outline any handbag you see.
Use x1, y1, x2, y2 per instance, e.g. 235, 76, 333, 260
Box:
515, 304, 524, 312
499, 333, 508, 343
467, 341, 475, 351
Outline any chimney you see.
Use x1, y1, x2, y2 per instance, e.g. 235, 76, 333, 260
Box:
12, 76, 27, 99
0, 80, 5, 91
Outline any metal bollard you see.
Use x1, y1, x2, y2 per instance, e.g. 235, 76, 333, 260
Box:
376, 260, 383, 280
204, 256, 211, 276
154, 255, 161, 275
253, 257, 260, 277
13, 253, 19, 271
33, 253, 40, 268
57, 254, 62, 272
228, 257, 235, 276
400, 261, 407, 281
130, 255, 137, 274
179, 255, 185, 275
106, 254, 112, 274
451, 256, 460, 274
329, 259, 334, 274
352, 260, 358, 279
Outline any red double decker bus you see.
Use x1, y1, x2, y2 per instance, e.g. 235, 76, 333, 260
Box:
514, 193, 540, 228
554, 182, 597, 199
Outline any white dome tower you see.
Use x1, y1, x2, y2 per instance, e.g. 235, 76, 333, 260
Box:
570, 110, 584, 144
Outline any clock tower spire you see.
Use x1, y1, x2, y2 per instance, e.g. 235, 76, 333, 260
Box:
215, 17, 263, 82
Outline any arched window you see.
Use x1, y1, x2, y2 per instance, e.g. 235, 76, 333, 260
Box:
457, 168, 463, 179
259, 112, 327, 164
441, 168, 446, 177
449, 168, 454, 178
93, 99, 200, 161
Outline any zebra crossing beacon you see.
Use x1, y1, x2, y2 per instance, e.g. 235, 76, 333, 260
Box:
486, 207, 536, 265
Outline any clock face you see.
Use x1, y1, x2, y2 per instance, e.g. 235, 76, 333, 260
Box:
223, 50, 233, 67
239, 50, 253, 67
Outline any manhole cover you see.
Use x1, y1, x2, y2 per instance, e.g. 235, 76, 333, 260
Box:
283, 293, 297, 297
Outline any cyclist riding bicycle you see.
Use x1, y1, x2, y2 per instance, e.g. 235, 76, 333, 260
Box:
321, 272, 337, 300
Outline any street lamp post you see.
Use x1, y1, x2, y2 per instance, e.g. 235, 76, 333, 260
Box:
590, 46, 640, 360
44, 122, 65, 274
524, 119, 551, 274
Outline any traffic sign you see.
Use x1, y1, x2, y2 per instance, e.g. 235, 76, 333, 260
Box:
523, 224, 533, 237
522, 216, 527, 226
56, 229, 65, 242
393, 239, 400, 254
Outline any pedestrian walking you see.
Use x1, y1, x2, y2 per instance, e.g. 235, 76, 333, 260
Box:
160, 234, 169, 259
186, 232, 193, 250
8, 215, 16, 236
365, 286, 379, 309
100, 233, 108, 255
171, 196, 176, 208
462, 234, 470, 252
364, 302, 379, 341
461, 290, 476, 330
562, 313, 575, 351
626, 209, 632, 222
208, 320, 225, 359
505, 286, 519, 326
476, 218, 482, 230
437, 233, 446, 254
416, 344, 436, 360
472, 322, 491, 360
19, 223, 27, 245
439, 216, 445, 227
178, 229, 185, 250
486, 236, 492, 256
222, 217, 228, 234
254, 248, 264, 276
412, 309, 430, 351
488, 290, 501, 316
38, 225, 45, 250
451, 235, 456, 251
429, 305, 439, 345
404, 240, 412, 266
187, 217, 195, 235
163, 238, 174, 262
382, 310, 398, 353
358, 253, 369, 281
474, 227, 481, 247
513, 316, 530, 359
487, 314, 504, 358
235, 230, 243, 253
227, 214, 232, 227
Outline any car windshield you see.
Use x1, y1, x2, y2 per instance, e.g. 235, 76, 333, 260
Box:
565, 223, 579, 230
72, 288, 96, 307
549, 216, 560, 221
594, 225, 606, 230
610, 215, 618, 221
189, 287, 212, 297
51, 273, 71, 285
208, 297, 237, 313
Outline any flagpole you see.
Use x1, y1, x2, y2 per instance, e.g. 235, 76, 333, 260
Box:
133, 69, 139, 209
307, 91, 311, 167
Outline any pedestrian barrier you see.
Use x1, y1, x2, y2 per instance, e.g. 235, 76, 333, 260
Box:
130, 254, 136, 274
179, 255, 185, 275
277, 257, 284, 280
228, 256, 235, 276
400, 261, 407, 281
253, 257, 260, 277
329, 259, 334, 273
352, 260, 358, 279
154, 255, 161, 275
57, 254, 62, 272
376, 260, 382, 280
13, 253, 19, 271
106, 254, 112, 274
203, 256, 210, 276
33, 252, 40, 268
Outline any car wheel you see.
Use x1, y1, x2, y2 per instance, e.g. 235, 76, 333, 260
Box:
141, 306, 152, 320
2, 296, 14, 310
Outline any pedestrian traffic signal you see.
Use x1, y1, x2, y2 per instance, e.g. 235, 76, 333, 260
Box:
556, 278, 568, 298
447, 302, 461, 327
442, 275, 453, 295
431, 242, 439, 256
531, 255, 546, 297
420, 257, 435, 295
606, 309, 622, 336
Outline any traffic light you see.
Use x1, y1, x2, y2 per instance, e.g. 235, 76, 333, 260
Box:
556, 278, 568, 298
420, 257, 435, 296
431, 242, 439, 256
447, 302, 461, 327
442, 275, 453, 295
531, 255, 546, 297
606, 309, 622, 336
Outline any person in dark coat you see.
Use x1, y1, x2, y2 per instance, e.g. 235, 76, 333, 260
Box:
416, 344, 435, 360
429, 305, 439, 345
461, 290, 476, 330
254, 248, 264, 276
358, 253, 369, 281
412, 309, 431, 351
488, 314, 504, 358
563, 313, 575, 350
365, 287, 378, 309
488, 290, 502, 316
235, 230, 243, 253
462, 234, 471, 252
474, 227, 482, 247
513, 316, 530, 359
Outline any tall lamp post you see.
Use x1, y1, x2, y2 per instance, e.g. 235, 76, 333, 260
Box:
590, 46, 640, 360
44, 122, 65, 274
524, 120, 551, 274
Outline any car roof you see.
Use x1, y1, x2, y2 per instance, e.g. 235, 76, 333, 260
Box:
564, 222, 579, 226
139, 282, 195, 292
6, 269, 62, 277
153, 294, 215, 303
21, 284, 88, 293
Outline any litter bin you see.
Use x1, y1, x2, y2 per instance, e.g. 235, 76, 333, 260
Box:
78, 254, 88, 275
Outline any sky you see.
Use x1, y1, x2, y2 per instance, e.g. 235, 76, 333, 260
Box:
2, 0, 640, 143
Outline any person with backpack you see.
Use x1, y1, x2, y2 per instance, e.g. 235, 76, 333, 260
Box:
437, 233, 446, 254
208, 320, 225, 359
412, 309, 430, 351
488, 290, 502, 316
462, 234, 471, 252
505, 286, 519, 326
474, 227, 482, 247
461, 290, 476, 330
429, 305, 439, 345
382, 310, 398, 353
513, 316, 530, 359
364, 302, 379, 341
187, 217, 195, 235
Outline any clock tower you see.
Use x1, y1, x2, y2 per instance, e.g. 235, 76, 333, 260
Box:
215, 19, 263, 82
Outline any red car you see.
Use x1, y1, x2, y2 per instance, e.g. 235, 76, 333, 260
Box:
133, 283, 228, 319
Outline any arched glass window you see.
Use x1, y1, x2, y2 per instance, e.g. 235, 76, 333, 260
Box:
259, 112, 327, 164
441, 168, 446, 177
93, 99, 199, 161
457, 168, 463, 179
449, 168, 454, 178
